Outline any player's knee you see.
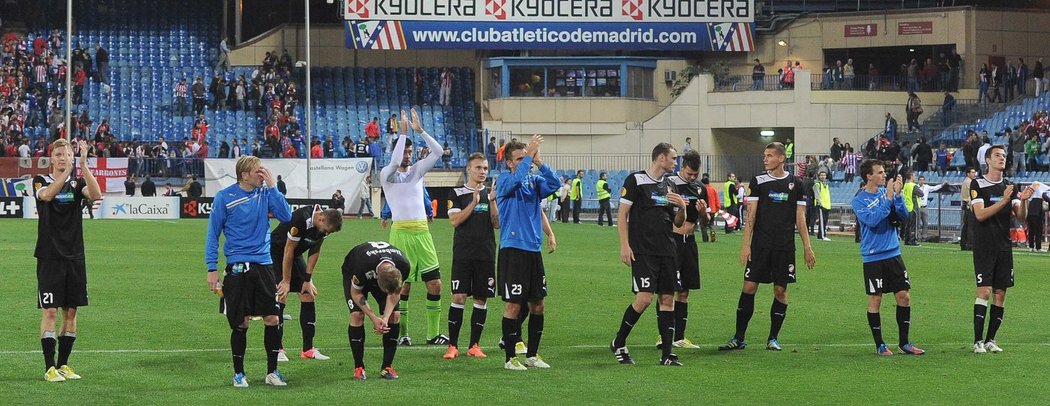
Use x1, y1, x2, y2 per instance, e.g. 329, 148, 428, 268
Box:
301, 293, 316, 302
349, 313, 365, 326
676, 290, 690, 302
633, 293, 653, 309
894, 292, 910, 307
400, 283, 412, 294
472, 297, 487, 307
263, 315, 280, 326
451, 294, 467, 305
741, 282, 758, 295
503, 302, 521, 318
529, 300, 544, 315
390, 312, 401, 324
975, 287, 992, 299
41, 308, 58, 321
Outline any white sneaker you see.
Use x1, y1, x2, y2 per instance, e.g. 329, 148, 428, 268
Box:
525, 356, 550, 368
277, 349, 289, 362
283, 314, 294, 320
265, 371, 288, 386
821, 237, 832, 241
504, 358, 527, 371
301, 348, 330, 360
984, 340, 1003, 353
673, 339, 702, 349
973, 341, 987, 354
232, 372, 248, 388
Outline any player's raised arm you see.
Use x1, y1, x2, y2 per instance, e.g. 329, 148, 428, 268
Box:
78, 141, 102, 201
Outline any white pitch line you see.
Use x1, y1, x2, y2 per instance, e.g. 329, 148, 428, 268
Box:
1, 342, 1048, 354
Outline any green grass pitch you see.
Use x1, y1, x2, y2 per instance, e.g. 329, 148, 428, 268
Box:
1, 218, 1049, 403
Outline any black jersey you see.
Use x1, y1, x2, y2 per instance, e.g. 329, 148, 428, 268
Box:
33, 175, 86, 260
620, 171, 677, 257
969, 176, 1020, 251
668, 174, 707, 225
271, 205, 328, 257
342, 241, 411, 290
747, 172, 807, 250
448, 185, 496, 261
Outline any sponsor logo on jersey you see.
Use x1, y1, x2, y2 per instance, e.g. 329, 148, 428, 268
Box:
768, 191, 789, 202
988, 194, 1002, 203
55, 191, 75, 203
650, 192, 668, 205
474, 202, 489, 212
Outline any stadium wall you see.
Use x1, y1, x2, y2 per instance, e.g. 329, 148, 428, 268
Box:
228, 24, 477, 68
484, 71, 950, 168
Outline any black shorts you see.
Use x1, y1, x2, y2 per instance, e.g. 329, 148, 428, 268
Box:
497, 248, 547, 303
745, 249, 796, 286
271, 252, 309, 294
862, 256, 911, 295
220, 263, 280, 329
451, 258, 496, 298
674, 234, 701, 290
36, 258, 88, 309
343, 284, 400, 315
973, 250, 1014, 290
631, 254, 681, 294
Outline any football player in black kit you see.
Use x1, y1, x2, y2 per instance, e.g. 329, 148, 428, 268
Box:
271, 205, 343, 362
719, 142, 816, 352
34, 139, 101, 382
342, 241, 411, 381
443, 153, 500, 360
656, 149, 709, 350
610, 142, 689, 366
969, 145, 1035, 354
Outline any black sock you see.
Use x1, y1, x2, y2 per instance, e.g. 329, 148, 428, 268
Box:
517, 305, 530, 332
277, 302, 286, 348
301, 302, 316, 351
734, 292, 756, 341
986, 305, 1004, 342
768, 299, 788, 341
867, 312, 884, 346
41, 332, 56, 370
526, 314, 544, 358
448, 303, 464, 347
469, 304, 487, 347
974, 303, 987, 343
231, 327, 247, 374
657, 310, 675, 359
382, 323, 400, 369
896, 306, 911, 347
613, 305, 642, 348
348, 325, 365, 368
674, 301, 688, 341
264, 325, 280, 374
502, 316, 518, 361
56, 332, 76, 367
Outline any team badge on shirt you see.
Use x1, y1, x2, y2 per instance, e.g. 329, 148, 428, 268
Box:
971, 189, 978, 199
788, 182, 795, 190
620, 187, 627, 197
447, 200, 455, 210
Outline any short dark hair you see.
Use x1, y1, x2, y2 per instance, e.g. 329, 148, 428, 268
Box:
404, 138, 413, 148
502, 141, 526, 162
467, 152, 486, 164
764, 142, 786, 157
985, 144, 1005, 160
681, 150, 701, 170
320, 209, 343, 232
859, 159, 884, 184
651, 142, 675, 162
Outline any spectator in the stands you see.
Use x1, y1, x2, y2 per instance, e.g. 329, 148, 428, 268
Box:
486, 136, 497, 170
751, 58, 765, 90
95, 44, 108, 84
365, 116, 380, 141
192, 76, 206, 114
884, 113, 898, 141
911, 137, 932, 172
174, 78, 188, 116
906, 92, 923, 133
935, 142, 950, 176
1009, 127, 1027, 177
141, 176, 156, 197
978, 63, 990, 102
1034, 57, 1045, 97
324, 136, 335, 158
830, 137, 843, 162
439, 67, 454, 106
441, 141, 452, 170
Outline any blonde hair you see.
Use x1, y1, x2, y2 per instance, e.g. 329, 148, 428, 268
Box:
376, 262, 403, 294
235, 156, 261, 182
49, 138, 72, 156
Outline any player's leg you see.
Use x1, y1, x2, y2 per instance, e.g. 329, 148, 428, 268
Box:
656, 293, 679, 365
381, 296, 402, 378
502, 300, 524, 365
38, 260, 62, 379
399, 282, 412, 345
613, 254, 657, 351
231, 318, 250, 386
674, 290, 690, 342
524, 298, 547, 367
346, 289, 368, 380
893, 289, 924, 354
299, 291, 328, 359
56, 307, 79, 375
256, 266, 286, 385
973, 252, 993, 352
468, 297, 488, 357
985, 288, 1007, 352
445, 292, 467, 359
674, 236, 700, 347
40, 308, 59, 379
423, 273, 447, 344
767, 284, 789, 350
867, 294, 888, 353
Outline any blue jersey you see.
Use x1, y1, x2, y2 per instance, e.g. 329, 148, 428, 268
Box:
496, 156, 560, 252
205, 183, 292, 270
851, 187, 908, 263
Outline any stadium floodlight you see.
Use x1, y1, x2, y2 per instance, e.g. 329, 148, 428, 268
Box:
777, 40, 788, 47
760, 130, 775, 137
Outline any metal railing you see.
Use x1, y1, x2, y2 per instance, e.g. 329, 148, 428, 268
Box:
810, 73, 964, 92
711, 74, 792, 92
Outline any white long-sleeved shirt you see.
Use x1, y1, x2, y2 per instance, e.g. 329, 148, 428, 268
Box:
917, 183, 946, 207
380, 130, 442, 222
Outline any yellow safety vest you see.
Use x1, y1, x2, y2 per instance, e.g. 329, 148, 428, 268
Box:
596, 179, 610, 200
570, 178, 582, 200
903, 181, 916, 213
724, 181, 737, 207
